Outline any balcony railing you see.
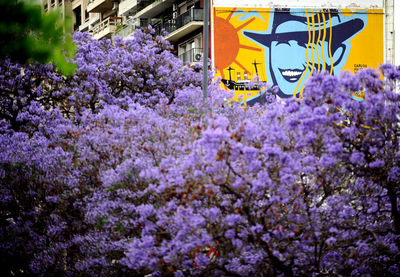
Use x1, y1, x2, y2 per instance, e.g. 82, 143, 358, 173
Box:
164, 8, 203, 34
179, 48, 203, 64
91, 17, 122, 39
114, 8, 203, 39
114, 17, 162, 38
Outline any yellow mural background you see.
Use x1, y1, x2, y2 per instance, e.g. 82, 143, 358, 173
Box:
341, 9, 384, 72
213, 7, 384, 102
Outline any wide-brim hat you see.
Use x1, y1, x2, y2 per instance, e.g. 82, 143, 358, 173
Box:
243, 9, 365, 50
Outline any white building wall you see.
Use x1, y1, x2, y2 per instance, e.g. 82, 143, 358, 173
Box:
395, 0, 400, 65
213, 0, 384, 9
385, 0, 395, 63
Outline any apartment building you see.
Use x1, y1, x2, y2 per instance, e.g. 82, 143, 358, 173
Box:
86, 0, 121, 39
42, 0, 108, 38
116, 0, 205, 63
42, 0, 206, 64
41, 0, 71, 23
42, 1, 397, 75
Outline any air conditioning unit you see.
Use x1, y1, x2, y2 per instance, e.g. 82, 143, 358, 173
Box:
194, 53, 202, 61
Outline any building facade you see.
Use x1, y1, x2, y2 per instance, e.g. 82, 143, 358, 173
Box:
116, 0, 205, 63
42, 0, 397, 97
42, 0, 206, 64
42, 0, 106, 38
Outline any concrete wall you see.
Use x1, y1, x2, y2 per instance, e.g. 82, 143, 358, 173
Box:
385, 0, 395, 63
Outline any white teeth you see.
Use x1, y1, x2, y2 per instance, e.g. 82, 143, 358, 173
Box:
282, 70, 302, 77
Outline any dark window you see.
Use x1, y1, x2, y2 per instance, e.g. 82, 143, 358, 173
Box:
85, 9, 89, 21
73, 6, 82, 31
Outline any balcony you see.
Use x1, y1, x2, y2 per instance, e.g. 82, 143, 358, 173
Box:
134, 0, 175, 19
114, 17, 140, 38
87, 0, 114, 13
91, 17, 122, 40
115, 7, 203, 42
179, 48, 202, 64
114, 17, 159, 38
79, 13, 101, 32
118, 0, 138, 17
164, 8, 203, 42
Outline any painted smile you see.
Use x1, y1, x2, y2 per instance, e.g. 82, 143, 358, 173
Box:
279, 68, 304, 83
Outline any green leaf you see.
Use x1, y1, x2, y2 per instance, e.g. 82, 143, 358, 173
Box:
0, 0, 76, 75
95, 216, 108, 230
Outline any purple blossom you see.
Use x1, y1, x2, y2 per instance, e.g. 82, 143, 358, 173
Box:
350, 151, 365, 165
1, 28, 400, 277
369, 159, 385, 168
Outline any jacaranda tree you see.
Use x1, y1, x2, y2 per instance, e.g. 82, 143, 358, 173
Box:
0, 28, 399, 276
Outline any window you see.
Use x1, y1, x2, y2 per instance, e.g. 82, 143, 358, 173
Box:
85, 9, 89, 22
73, 6, 82, 31
178, 35, 202, 63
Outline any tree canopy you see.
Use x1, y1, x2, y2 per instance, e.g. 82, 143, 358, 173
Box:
1, 27, 400, 276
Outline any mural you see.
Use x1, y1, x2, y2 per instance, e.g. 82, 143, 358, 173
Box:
213, 7, 384, 105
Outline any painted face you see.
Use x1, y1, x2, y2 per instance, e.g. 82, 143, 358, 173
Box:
270, 38, 337, 97
268, 18, 343, 97
243, 9, 368, 100
270, 40, 307, 97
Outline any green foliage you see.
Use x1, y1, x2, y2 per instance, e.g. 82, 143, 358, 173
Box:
0, 0, 76, 75
95, 216, 108, 231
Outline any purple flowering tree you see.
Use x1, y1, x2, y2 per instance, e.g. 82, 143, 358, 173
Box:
1, 28, 400, 276
67, 28, 203, 116
0, 60, 66, 133
0, 27, 204, 133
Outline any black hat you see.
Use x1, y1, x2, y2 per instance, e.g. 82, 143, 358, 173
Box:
243, 9, 365, 50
